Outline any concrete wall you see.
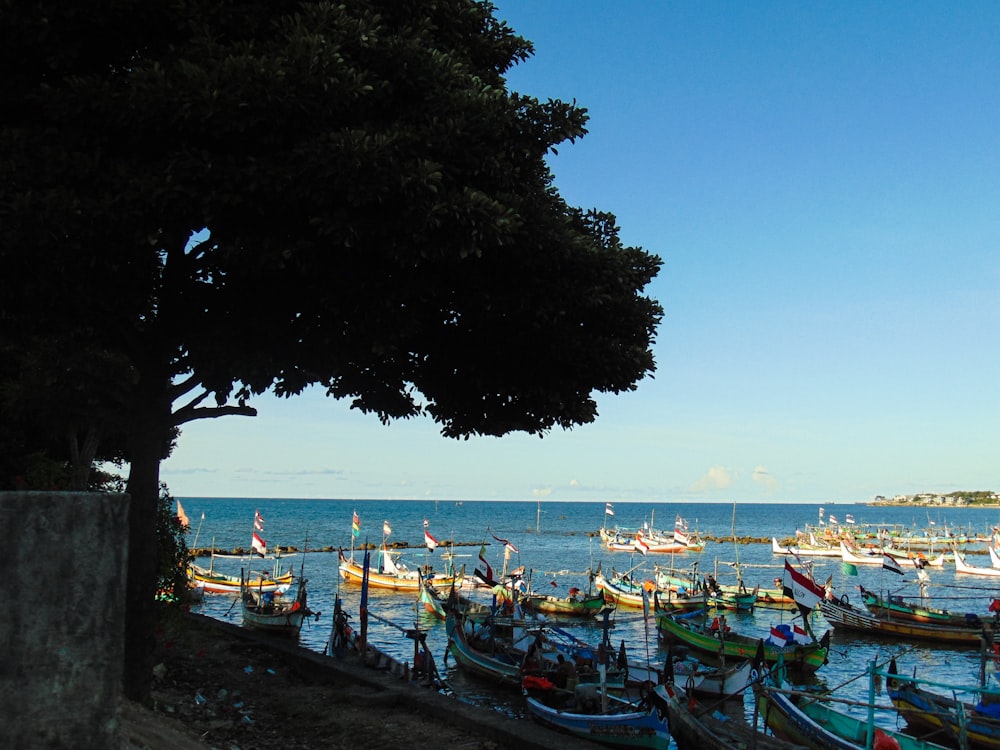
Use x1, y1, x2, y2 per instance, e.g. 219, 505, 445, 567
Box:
0, 492, 129, 749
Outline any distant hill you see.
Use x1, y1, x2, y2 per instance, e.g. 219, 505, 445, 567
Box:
870, 490, 999, 506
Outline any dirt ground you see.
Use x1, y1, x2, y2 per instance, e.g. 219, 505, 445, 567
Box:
120, 609, 503, 750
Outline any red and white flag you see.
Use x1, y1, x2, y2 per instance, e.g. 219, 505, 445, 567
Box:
782, 559, 825, 611
424, 529, 438, 552
634, 532, 650, 556
770, 626, 788, 647
490, 529, 519, 554
793, 624, 808, 638
254, 511, 264, 531
383, 520, 392, 536
251, 531, 267, 556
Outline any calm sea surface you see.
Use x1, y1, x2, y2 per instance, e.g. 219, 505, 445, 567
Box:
181, 498, 1000, 745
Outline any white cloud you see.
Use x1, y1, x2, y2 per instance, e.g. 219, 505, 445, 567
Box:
752, 466, 779, 491
691, 466, 734, 492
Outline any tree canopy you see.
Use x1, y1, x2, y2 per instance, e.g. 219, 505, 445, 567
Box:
0, 0, 662, 699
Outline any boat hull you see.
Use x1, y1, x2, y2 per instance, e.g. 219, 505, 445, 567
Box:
820, 598, 992, 645
657, 613, 828, 674
524, 693, 669, 749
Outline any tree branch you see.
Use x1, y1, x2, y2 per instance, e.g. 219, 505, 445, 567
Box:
172, 404, 257, 427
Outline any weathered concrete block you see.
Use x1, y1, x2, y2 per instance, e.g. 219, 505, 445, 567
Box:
0, 492, 129, 749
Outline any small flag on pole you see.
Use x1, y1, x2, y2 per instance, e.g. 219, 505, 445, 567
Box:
254, 510, 264, 531
251, 531, 267, 556
828, 514, 838, 525
352, 511, 360, 538
841, 561, 859, 576
769, 626, 788, 647
845, 514, 855, 524
424, 520, 438, 552
882, 555, 904, 575
633, 532, 649, 556
490, 529, 519, 554
383, 520, 392, 536
782, 559, 825, 611
605, 502, 614, 517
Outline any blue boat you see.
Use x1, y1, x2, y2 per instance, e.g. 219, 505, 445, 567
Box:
523, 686, 669, 749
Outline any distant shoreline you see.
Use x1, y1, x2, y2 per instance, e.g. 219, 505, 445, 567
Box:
867, 502, 1000, 508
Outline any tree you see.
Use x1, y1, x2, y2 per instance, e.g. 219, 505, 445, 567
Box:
0, 1, 662, 700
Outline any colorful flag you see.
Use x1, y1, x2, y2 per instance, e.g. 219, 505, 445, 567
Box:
251, 531, 266, 556
769, 626, 788, 647
793, 624, 808, 638
782, 559, 825, 611
882, 555, 904, 575
383, 520, 392, 536
352, 511, 360, 538
828, 514, 837, 525
424, 528, 438, 552
423, 518, 429, 528
254, 510, 264, 531
674, 529, 690, 547
489, 529, 519, 554
845, 514, 855, 524
841, 561, 859, 576
605, 502, 614, 517
633, 533, 649, 556
176, 499, 190, 529
477, 545, 494, 582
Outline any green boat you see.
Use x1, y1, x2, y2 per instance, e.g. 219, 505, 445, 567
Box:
520, 592, 607, 617
657, 610, 829, 674
858, 585, 987, 628
755, 665, 953, 750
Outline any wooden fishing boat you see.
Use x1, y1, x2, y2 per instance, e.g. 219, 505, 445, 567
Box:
656, 568, 757, 612
338, 548, 463, 592
956, 549, 1000, 578
859, 585, 988, 628
188, 562, 294, 595
651, 682, 806, 750
887, 659, 1000, 750
755, 668, 953, 750
522, 685, 670, 748
657, 611, 829, 674
772, 534, 843, 558
444, 608, 627, 691
841, 539, 947, 568
520, 590, 606, 618
417, 567, 450, 619
595, 572, 707, 612
819, 596, 994, 645
240, 572, 316, 636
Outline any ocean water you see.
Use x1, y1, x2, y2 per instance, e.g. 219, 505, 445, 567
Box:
181, 498, 1000, 741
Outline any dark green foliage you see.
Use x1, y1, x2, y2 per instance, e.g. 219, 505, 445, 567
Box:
0, 0, 662, 699
155, 484, 192, 605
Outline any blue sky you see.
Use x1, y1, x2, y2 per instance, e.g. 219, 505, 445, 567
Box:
162, 1, 1000, 503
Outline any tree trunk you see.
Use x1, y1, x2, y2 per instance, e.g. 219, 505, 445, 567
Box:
121, 422, 164, 702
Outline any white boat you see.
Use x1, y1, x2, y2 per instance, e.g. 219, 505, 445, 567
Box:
954, 549, 1000, 577
771, 535, 841, 557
